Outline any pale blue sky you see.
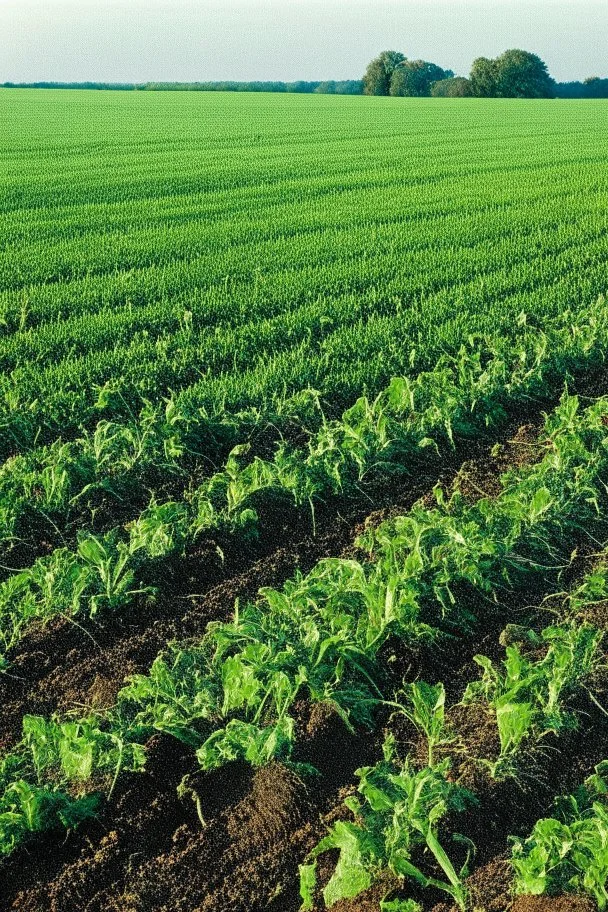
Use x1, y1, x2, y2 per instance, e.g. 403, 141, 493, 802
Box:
0, 0, 605, 84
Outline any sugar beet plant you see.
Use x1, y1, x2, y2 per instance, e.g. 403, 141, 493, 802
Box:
461, 621, 602, 780
111, 392, 608, 775
299, 736, 476, 910
303, 590, 608, 909
0, 386, 322, 570
511, 762, 608, 907
106, 393, 608, 772
0, 715, 145, 855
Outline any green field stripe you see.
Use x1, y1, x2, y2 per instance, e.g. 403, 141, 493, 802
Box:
3, 203, 606, 372
1, 171, 605, 346
1, 156, 606, 293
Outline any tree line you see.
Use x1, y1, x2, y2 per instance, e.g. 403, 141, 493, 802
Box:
555, 77, 608, 98
2, 54, 606, 98
0, 79, 363, 95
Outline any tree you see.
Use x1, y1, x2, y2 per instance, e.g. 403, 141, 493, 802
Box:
431, 76, 473, 97
495, 49, 555, 98
469, 57, 499, 96
363, 51, 406, 96
470, 50, 555, 98
390, 60, 453, 97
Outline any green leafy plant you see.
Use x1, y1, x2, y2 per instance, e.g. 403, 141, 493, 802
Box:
300, 737, 475, 910
462, 622, 601, 778
511, 761, 608, 907
22, 715, 146, 789
0, 712, 145, 856
116, 646, 219, 746
0, 776, 99, 855
128, 499, 189, 559
77, 532, 152, 615
396, 682, 453, 767
3, 378, 608, 861
380, 901, 422, 912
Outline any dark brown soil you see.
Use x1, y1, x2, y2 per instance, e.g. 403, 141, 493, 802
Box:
392, 626, 608, 912
124, 761, 315, 912
578, 598, 608, 630
4, 705, 379, 912
313, 881, 394, 912
0, 470, 447, 756
0, 395, 549, 759
431, 856, 513, 912
511, 896, 597, 912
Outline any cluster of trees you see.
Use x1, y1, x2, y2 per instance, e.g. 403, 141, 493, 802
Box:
313, 80, 364, 95
362, 51, 454, 97
431, 77, 473, 97
0, 81, 138, 91
143, 81, 322, 93
363, 48, 557, 98
468, 50, 555, 97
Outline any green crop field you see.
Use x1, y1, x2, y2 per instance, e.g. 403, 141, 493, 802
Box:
1, 88, 608, 911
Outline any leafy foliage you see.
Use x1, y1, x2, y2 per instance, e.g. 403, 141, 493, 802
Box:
511, 762, 608, 906
0, 713, 145, 856
462, 622, 601, 778
397, 682, 452, 767
2, 324, 608, 860
390, 61, 454, 97
300, 737, 475, 909
363, 52, 406, 95
470, 50, 555, 98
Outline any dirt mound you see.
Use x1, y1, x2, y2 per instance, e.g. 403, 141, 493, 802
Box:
128, 763, 315, 912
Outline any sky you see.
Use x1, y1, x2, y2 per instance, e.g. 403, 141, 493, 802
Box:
0, 0, 606, 85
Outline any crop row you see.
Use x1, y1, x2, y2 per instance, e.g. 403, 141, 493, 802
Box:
302, 550, 608, 909
302, 602, 607, 910
0, 383, 321, 571
0, 177, 599, 344
2, 299, 607, 654
0, 389, 607, 861
0, 170, 599, 335
511, 764, 608, 907
4, 95, 605, 217
3, 169, 595, 300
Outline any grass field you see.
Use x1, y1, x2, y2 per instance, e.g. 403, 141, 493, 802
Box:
1, 89, 608, 911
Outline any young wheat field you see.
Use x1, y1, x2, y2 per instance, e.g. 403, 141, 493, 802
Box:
1, 88, 608, 912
